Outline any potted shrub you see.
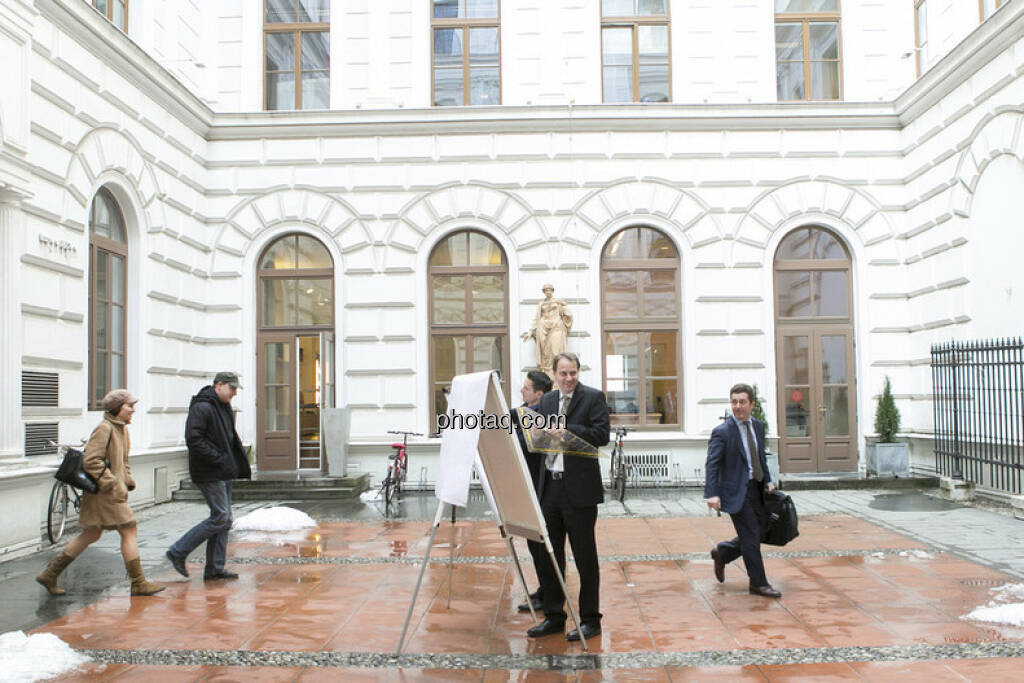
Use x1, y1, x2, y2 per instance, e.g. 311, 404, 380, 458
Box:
867, 376, 909, 475
751, 383, 780, 484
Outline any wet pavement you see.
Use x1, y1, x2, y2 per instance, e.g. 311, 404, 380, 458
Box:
5, 487, 1024, 680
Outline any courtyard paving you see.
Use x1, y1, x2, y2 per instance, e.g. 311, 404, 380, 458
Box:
6, 488, 1024, 680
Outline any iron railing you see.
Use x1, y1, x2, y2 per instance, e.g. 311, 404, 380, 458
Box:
931, 338, 1024, 494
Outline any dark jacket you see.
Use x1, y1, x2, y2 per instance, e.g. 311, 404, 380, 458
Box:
703, 417, 771, 515
185, 385, 251, 483
535, 382, 610, 507
512, 402, 544, 494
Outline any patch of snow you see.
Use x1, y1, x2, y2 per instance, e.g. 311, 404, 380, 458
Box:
897, 550, 934, 559
236, 530, 312, 546
870, 552, 885, 558
233, 506, 316, 532
963, 603, 1024, 628
0, 631, 92, 682
991, 583, 1024, 603
360, 490, 381, 502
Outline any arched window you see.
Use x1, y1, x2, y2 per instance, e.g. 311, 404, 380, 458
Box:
88, 188, 128, 409
258, 233, 334, 327
429, 230, 509, 422
601, 226, 681, 427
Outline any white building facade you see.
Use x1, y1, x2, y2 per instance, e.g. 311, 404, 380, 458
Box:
1, 0, 1023, 556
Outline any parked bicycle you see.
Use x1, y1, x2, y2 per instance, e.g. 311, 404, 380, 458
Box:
379, 430, 422, 517
609, 426, 632, 503
46, 440, 85, 543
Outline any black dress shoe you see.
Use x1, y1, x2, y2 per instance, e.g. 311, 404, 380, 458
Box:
166, 550, 188, 578
203, 570, 239, 581
566, 623, 601, 641
749, 584, 782, 598
526, 618, 565, 638
710, 548, 725, 583
518, 596, 544, 613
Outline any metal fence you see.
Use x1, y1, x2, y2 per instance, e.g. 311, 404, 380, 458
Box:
931, 338, 1024, 494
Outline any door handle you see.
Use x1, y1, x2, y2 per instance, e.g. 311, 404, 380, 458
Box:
817, 405, 827, 417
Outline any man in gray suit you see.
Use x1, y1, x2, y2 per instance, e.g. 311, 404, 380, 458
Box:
704, 383, 781, 598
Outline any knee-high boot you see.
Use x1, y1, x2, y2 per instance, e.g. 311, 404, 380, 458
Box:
125, 557, 165, 596
36, 553, 75, 595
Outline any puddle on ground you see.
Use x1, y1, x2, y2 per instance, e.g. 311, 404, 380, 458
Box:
868, 492, 963, 512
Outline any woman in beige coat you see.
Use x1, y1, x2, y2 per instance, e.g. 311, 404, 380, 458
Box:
36, 390, 164, 596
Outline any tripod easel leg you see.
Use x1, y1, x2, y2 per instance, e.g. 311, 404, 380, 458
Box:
506, 536, 539, 625
396, 500, 446, 655
543, 537, 588, 652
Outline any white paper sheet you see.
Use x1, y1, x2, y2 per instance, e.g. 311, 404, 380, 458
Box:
435, 370, 492, 507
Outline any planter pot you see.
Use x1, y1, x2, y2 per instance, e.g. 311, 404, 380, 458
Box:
322, 408, 351, 476
867, 442, 909, 476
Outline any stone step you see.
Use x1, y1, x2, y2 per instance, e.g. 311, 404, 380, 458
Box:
172, 473, 370, 501
777, 474, 939, 491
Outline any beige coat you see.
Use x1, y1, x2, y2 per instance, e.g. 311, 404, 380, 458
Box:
79, 414, 137, 530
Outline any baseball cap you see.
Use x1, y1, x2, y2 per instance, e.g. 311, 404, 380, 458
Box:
213, 371, 242, 389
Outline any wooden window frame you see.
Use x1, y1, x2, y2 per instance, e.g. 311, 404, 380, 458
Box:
773, 226, 852, 324
600, 2, 671, 103
92, 0, 128, 32
775, 2, 843, 101
257, 234, 335, 332
428, 230, 510, 424
263, 0, 330, 111
430, 3, 501, 106
914, 0, 927, 77
88, 188, 128, 411
980, 0, 1006, 21
600, 227, 682, 429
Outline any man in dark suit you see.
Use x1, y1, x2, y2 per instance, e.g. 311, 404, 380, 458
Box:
512, 370, 553, 613
527, 352, 610, 641
704, 383, 781, 598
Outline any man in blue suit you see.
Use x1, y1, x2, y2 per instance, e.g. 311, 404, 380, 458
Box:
704, 383, 781, 598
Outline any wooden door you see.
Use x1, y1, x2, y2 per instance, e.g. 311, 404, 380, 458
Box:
258, 332, 296, 471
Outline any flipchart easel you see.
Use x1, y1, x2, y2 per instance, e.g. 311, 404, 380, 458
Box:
395, 370, 587, 654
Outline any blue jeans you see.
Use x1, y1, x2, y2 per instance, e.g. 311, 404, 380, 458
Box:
168, 480, 233, 576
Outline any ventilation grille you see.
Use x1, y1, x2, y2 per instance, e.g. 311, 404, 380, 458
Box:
22, 372, 58, 407
625, 452, 671, 482
25, 423, 58, 457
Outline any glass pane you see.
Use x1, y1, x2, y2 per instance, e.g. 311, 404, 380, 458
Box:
638, 0, 667, 15
641, 270, 675, 316
644, 229, 677, 258
95, 252, 109, 300
775, 23, 803, 61
811, 230, 845, 259
638, 25, 668, 59
604, 229, 640, 260
266, 0, 295, 23
109, 205, 126, 243
777, 229, 810, 259
434, 68, 464, 106
637, 65, 669, 102
982, 0, 997, 19
605, 332, 640, 379
917, 3, 928, 44
469, 67, 499, 105
646, 379, 677, 424
433, 336, 467, 381
110, 255, 124, 304
430, 233, 467, 266
301, 71, 329, 109
434, 27, 463, 62
806, 0, 838, 11
92, 197, 110, 239
602, 27, 632, 66
266, 387, 291, 431
264, 341, 291, 384
296, 235, 332, 268
469, 26, 498, 62
777, 271, 811, 317
647, 331, 676, 375
468, 232, 503, 265
110, 353, 123, 390
110, 304, 123, 353
810, 61, 840, 99
261, 236, 297, 269
94, 301, 108, 350
93, 351, 107, 403
602, 0, 632, 16
266, 32, 295, 71
603, 270, 638, 318
299, 0, 330, 22
813, 271, 848, 316
112, 0, 125, 30
784, 387, 811, 437
466, 0, 498, 18
775, 0, 803, 11
302, 31, 329, 70
821, 335, 847, 384
607, 380, 640, 421
262, 278, 298, 326
433, 0, 457, 18
603, 65, 633, 103
471, 336, 503, 373
432, 275, 467, 323
809, 23, 838, 59
777, 62, 804, 101
297, 279, 333, 325
782, 336, 809, 385
823, 386, 849, 436
267, 72, 296, 110
471, 275, 505, 323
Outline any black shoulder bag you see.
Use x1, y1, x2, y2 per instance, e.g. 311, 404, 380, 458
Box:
54, 431, 111, 494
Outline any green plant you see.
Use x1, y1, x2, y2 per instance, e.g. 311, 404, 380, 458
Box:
874, 376, 901, 443
750, 383, 767, 428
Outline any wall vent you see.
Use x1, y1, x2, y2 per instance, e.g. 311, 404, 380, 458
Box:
25, 423, 59, 457
624, 452, 671, 482
22, 371, 58, 407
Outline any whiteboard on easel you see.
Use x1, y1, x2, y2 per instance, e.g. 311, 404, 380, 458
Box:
435, 370, 546, 543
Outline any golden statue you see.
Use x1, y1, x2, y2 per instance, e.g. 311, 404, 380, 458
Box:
521, 284, 573, 377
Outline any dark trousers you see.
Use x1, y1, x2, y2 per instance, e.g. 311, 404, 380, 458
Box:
717, 479, 769, 587
168, 480, 233, 576
526, 539, 545, 598
536, 475, 601, 626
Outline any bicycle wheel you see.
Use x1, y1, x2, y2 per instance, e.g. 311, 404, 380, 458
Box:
381, 474, 395, 518
47, 481, 70, 544
614, 462, 626, 503
608, 449, 619, 489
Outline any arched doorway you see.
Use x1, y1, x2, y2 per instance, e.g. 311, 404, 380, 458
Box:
774, 226, 857, 472
256, 233, 335, 472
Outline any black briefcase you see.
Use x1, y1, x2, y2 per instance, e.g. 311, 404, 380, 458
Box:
761, 489, 799, 546
54, 447, 100, 494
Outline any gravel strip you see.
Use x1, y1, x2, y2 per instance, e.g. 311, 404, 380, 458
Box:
81, 642, 1024, 670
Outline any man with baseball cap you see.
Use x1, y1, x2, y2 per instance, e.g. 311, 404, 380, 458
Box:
166, 371, 251, 580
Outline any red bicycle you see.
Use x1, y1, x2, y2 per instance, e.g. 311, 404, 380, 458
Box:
379, 430, 421, 517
